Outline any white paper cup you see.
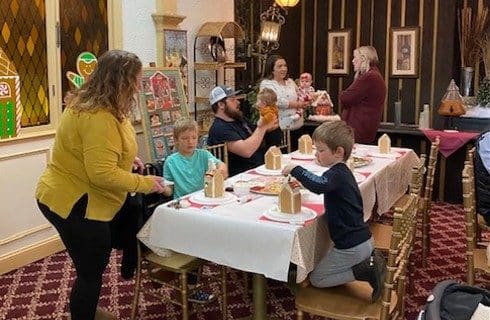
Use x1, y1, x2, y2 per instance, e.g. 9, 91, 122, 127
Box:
233, 180, 250, 196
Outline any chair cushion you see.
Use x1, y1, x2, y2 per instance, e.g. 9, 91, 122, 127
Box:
370, 223, 392, 251
145, 252, 204, 272
474, 248, 490, 273
295, 281, 397, 320
477, 215, 490, 231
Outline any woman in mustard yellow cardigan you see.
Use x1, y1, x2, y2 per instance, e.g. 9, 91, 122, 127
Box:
36, 50, 165, 320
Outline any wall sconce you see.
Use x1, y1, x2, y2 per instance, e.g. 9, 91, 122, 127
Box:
275, 0, 300, 7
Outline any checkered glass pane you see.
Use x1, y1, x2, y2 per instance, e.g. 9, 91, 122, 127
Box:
0, 0, 49, 127
60, 0, 108, 101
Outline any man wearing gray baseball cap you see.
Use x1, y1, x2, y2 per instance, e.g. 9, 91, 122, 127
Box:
207, 85, 278, 176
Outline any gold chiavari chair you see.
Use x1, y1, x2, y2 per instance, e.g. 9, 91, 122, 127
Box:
465, 147, 490, 241
462, 164, 490, 285
205, 143, 228, 166
278, 129, 291, 154
420, 136, 440, 265
295, 194, 419, 320
131, 242, 228, 320
371, 154, 426, 251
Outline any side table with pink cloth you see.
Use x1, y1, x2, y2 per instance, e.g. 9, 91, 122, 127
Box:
421, 129, 479, 201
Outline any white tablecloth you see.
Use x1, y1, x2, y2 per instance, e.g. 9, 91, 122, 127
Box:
139, 145, 419, 283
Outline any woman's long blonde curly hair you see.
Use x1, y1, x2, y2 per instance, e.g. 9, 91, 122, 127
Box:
66, 50, 142, 122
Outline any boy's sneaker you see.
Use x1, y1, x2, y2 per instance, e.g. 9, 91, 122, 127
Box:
188, 290, 215, 304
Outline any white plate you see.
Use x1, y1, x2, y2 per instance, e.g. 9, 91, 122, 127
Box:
264, 206, 317, 223
366, 151, 402, 159
443, 129, 459, 133
291, 152, 316, 160
189, 191, 237, 205
255, 164, 284, 176
354, 172, 367, 183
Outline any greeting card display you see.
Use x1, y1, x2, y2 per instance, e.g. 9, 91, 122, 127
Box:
139, 68, 189, 162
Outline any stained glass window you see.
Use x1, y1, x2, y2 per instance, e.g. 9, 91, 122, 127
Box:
0, 0, 49, 127
0, 0, 108, 128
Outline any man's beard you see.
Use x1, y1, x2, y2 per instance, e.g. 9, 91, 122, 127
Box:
224, 103, 243, 121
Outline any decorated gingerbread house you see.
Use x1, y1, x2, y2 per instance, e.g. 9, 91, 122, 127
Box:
265, 146, 282, 170
0, 48, 21, 139
204, 168, 225, 198
311, 90, 333, 116
378, 133, 391, 154
278, 180, 302, 214
298, 134, 313, 154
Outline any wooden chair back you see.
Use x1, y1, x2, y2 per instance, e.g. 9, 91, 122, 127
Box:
463, 164, 477, 285
462, 162, 490, 285
380, 194, 419, 319
278, 129, 291, 154
409, 154, 427, 197
420, 137, 440, 263
295, 194, 418, 320
205, 143, 228, 166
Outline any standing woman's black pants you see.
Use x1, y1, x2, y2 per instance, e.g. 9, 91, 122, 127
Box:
37, 194, 111, 320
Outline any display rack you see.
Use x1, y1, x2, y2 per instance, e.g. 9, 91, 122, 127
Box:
193, 21, 246, 130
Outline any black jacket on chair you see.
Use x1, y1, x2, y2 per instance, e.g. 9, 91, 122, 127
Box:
110, 161, 170, 279
475, 130, 490, 223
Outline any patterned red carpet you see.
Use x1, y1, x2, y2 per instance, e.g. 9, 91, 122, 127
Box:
0, 202, 489, 320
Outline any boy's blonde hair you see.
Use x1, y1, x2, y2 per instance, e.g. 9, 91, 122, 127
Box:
173, 117, 198, 139
312, 120, 354, 161
257, 88, 277, 106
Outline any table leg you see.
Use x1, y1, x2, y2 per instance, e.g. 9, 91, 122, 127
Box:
238, 273, 280, 320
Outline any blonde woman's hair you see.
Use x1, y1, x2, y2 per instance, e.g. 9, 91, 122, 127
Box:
66, 49, 142, 122
312, 120, 354, 161
173, 117, 198, 139
257, 87, 277, 106
354, 46, 379, 78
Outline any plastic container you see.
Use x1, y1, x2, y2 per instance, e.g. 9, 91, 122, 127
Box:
419, 104, 430, 129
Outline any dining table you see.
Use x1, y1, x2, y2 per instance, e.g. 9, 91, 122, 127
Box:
137, 144, 419, 319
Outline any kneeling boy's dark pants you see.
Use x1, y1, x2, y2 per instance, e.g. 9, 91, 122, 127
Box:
37, 195, 112, 320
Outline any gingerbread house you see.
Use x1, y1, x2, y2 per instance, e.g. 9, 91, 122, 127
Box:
378, 133, 391, 154
204, 169, 225, 198
311, 90, 333, 116
265, 146, 282, 170
0, 48, 21, 139
298, 134, 313, 154
278, 181, 301, 214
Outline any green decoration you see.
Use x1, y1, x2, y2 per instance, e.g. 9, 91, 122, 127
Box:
6, 100, 14, 136
0, 101, 3, 137
476, 77, 490, 107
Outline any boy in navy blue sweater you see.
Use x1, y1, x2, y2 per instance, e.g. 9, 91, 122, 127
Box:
282, 120, 385, 301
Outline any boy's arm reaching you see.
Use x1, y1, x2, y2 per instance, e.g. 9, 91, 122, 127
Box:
287, 166, 338, 194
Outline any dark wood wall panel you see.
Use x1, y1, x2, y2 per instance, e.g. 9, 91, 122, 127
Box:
236, 0, 482, 129
359, 0, 372, 45
315, 0, 328, 90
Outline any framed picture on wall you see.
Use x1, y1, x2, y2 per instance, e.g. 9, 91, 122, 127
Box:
327, 29, 351, 75
390, 27, 420, 77
163, 29, 189, 100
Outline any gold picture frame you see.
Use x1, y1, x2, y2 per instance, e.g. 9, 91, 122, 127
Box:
327, 29, 351, 75
390, 27, 420, 77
